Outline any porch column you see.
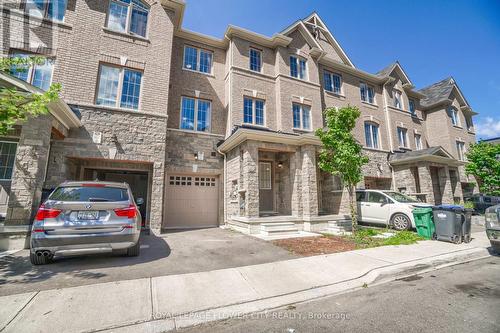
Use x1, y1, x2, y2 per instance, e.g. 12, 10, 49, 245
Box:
290, 148, 302, 217
149, 161, 165, 232
241, 142, 259, 218
417, 164, 434, 204
300, 145, 319, 218
439, 166, 454, 204
5, 116, 52, 226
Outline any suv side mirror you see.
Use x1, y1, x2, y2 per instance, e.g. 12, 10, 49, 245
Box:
136, 198, 144, 206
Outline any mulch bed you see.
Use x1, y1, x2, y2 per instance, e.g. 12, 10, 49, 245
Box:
272, 236, 357, 256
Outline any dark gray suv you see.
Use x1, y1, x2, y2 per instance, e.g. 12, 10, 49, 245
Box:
485, 204, 500, 253
30, 181, 142, 265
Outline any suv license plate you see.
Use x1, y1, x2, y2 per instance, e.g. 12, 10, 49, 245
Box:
77, 211, 99, 220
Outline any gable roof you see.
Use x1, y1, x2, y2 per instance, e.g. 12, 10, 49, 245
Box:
418, 77, 475, 114
376, 61, 413, 86
281, 12, 355, 68
389, 146, 463, 166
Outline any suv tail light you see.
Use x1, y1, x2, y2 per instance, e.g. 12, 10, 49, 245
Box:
114, 204, 137, 218
35, 204, 62, 221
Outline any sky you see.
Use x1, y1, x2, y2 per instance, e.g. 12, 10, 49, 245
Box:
181, 0, 500, 140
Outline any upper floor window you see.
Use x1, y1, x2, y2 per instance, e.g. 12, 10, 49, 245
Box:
107, 0, 149, 38
456, 141, 466, 161
360, 83, 375, 104
96, 64, 143, 110
414, 134, 422, 150
0, 141, 17, 180
180, 96, 211, 132
10, 53, 54, 91
364, 122, 379, 149
394, 90, 402, 109
409, 99, 416, 116
323, 71, 342, 94
243, 97, 265, 126
448, 107, 461, 127
397, 127, 408, 148
249, 48, 262, 72
290, 56, 307, 80
465, 116, 474, 132
24, 0, 67, 22
292, 103, 311, 131
183, 46, 213, 74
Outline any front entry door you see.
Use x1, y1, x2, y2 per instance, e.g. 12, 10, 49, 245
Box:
430, 167, 442, 205
259, 162, 274, 213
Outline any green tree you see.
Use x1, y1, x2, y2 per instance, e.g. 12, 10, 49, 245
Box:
465, 141, 500, 196
0, 56, 61, 135
316, 105, 369, 233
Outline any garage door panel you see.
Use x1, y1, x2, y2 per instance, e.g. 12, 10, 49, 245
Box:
165, 174, 219, 229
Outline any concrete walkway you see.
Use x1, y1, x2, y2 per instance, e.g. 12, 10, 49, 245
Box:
0, 232, 493, 333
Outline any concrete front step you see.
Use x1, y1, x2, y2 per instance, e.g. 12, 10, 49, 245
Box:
260, 222, 299, 236
324, 220, 353, 236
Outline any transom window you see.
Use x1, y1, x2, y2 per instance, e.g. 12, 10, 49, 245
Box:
0, 142, 17, 180
183, 46, 213, 74
249, 48, 262, 72
23, 0, 67, 22
259, 162, 272, 190
10, 53, 54, 91
323, 71, 342, 94
180, 96, 211, 132
292, 103, 311, 131
394, 90, 402, 109
96, 64, 143, 110
456, 141, 466, 161
364, 122, 380, 149
448, 107, 461, 126
415, 134, 422, 150
290, 56, 307, 80
409, 99, 416, 116
243, 97, 265, 126
360, 83, 375, 104
397, 127, 408, 148
107, 0, 149, 37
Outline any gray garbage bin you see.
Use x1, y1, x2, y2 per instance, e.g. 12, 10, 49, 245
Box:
462, 208, 473, 243
432, 205, 464, 244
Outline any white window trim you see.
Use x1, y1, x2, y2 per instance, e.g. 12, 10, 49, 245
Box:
292, 103, 312, 131
456, 140, 466, 161
243, 97, 266, 127
23, 0, 68, 22
249, 47, 262, 73
96, 64, 143, 111
0, 140, 18, 181
11, 53, 55, 89
414, 134, 422, 150
259, 162, 272, 190
106, 0, 150, 38
409, 98, 417, 116
360, 82, 376, 105
394, 89, 403, 110
397, 127, 409, 148
179, 96, 212, 133
289, 55, 308, 81
364, 122, 381, 150
182, 45, 214, 75
449, 108, 461, 127
324, 70, 342, 95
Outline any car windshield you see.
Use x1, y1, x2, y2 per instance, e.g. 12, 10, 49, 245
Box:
384, 191, 419, 203
49, 186, 129, 202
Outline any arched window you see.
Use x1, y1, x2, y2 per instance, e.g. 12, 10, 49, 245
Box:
364, 122, 379, 149
107, 0, 149, 38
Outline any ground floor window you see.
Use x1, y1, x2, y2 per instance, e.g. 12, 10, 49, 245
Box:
0, 141, 17, 180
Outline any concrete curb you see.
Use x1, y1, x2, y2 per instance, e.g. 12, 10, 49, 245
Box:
93, 247, 491, 333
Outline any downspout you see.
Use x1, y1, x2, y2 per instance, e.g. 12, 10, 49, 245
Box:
382, 78, 396, 190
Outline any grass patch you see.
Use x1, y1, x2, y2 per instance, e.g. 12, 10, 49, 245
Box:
348, 228, 423, 249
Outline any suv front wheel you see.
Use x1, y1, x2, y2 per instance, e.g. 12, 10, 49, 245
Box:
391, 213, 411, 231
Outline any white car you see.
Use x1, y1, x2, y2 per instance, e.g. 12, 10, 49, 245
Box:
356, 189, 432, 230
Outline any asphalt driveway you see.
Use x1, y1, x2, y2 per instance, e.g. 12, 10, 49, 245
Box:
0, 228, 297, 296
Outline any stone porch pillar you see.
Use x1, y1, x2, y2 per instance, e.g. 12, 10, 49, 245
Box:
149, 161, 165, 232
300, 145, 319, 219
241, 142, 259, 218
5, 116, 52, 226
290, 148, 302, 217
417, 164, 434, 204
439, 166, 454, 204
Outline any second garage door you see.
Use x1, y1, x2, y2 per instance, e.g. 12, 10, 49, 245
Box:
164, 174, 219, 229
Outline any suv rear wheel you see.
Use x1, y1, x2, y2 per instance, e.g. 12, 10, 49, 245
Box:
126, 242, 140, 257
391, 213, 411, 231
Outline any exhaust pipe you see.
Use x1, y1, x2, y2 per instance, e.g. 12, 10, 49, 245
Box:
43, 251, 50, 257
36, 251, 43, 257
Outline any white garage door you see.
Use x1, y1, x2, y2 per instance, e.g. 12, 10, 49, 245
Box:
164, 175, 219, 229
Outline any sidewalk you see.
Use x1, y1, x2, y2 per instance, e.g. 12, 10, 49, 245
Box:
0, 232, 493, 333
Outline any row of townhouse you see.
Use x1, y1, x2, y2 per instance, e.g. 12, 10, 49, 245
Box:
0, 0, 477, 246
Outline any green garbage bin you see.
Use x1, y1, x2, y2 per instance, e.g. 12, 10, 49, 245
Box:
413, 207, 435, 240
